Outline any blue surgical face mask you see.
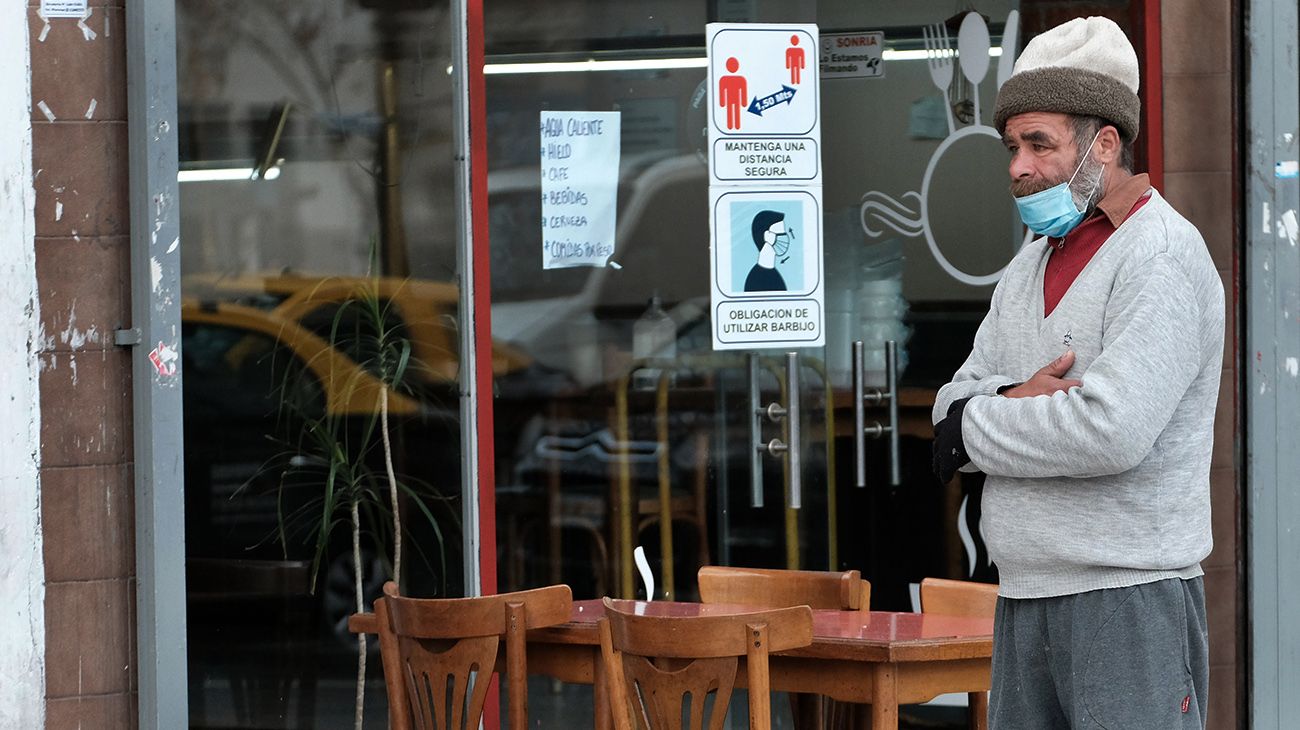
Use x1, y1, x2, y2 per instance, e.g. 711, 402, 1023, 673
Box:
773, 229, 793, 256
1013, 131, 1103, 239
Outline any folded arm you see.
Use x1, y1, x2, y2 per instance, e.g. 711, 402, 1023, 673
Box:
932, 283, 1017, 424
960, 255, 1202, 479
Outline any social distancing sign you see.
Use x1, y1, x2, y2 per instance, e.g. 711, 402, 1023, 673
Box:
707, 22, 825, 351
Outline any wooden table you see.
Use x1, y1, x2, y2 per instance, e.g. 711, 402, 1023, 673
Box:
533, 600, 992, 730
350, 599, 994, 730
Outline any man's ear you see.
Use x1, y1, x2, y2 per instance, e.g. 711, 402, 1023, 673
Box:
1096, 125, 1123, 165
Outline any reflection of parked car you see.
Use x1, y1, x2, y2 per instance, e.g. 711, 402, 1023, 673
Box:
182, 273, 531, 641
184, 273, 532, 387
489, 154, 710, 385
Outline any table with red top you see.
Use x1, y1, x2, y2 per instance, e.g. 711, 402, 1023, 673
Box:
525, 599, 995, 730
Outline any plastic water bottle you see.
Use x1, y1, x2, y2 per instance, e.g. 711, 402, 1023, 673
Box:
632, 293, 675, 390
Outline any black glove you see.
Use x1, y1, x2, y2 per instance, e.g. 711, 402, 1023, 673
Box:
932, 397, 973, 483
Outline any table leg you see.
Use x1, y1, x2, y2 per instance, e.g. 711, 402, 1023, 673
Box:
870, 663, 898, 730
593, 646, 611, 730
969, 691, 989, 730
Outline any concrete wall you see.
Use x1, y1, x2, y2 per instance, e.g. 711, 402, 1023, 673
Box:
0, 2, 44, 729
27, 0, 137, 726
1160, 0, 1244, 727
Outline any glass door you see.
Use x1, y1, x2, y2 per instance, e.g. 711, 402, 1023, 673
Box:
485, 0, 1027, 612
176, 1, 472, 726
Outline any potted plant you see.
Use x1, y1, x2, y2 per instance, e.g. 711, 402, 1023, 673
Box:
266, 266, 458, 730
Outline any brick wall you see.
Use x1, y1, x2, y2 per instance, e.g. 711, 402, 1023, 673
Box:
1160, 0, 1244, 728
28, 0, 137, 727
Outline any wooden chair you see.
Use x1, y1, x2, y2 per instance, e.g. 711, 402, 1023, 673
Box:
697, 566, 870, 612
918, 578, 999, 730
918, 577, 997, 619
599, 597, 813, 730
697, 566, 870, 729
373, 581, 573, 730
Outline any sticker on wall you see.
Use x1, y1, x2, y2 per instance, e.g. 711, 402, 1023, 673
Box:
707, 22, 825, 350
819, 32, 885, 79
540, 111, 621, 270
857, 10, 1031, 287
148, 341, 178, 377
40, 0, 87, 18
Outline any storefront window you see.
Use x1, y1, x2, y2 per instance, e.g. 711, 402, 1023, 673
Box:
485, 0, 1027, 722
485, 0, 1153, 599
177, 1, 465, 725
173, 0, 1151, 725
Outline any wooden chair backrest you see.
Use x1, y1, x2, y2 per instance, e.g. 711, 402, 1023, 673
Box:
375, 581, 572, 730
598, 597, 813, 730
918, 578, 998, 619
696, 565, 871, 612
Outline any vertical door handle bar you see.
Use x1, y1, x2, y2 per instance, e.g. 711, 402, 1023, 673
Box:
852, 341, 866, 488
885, 341, 900, 486
852, 340, 901, 487
786, 352, 801, 509
748, 354, 764, 508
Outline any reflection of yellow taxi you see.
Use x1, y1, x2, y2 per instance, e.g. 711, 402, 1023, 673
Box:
182, 276, 492, 619
183, 273, 532, 415
184, 298, 423, 415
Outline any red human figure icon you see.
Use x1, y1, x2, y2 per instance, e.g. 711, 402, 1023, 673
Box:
786, 35, 805, 85
718, 57, 747, 130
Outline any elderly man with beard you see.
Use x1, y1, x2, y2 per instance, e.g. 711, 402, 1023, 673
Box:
930, 16, 1224, 730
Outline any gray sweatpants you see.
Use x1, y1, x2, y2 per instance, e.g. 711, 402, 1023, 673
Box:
989, 577, 1209, 729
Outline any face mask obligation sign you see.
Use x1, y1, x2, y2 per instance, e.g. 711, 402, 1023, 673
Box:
706, 23, 825, 350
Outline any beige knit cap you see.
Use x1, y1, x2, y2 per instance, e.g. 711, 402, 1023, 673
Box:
993, 16, 1141, 141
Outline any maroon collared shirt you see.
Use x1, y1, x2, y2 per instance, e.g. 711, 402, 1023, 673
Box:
1043, 173, 1153, 317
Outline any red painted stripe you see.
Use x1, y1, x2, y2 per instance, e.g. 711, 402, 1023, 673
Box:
466, 0, 496, 601
467, 0, 501, 724
1142, 0, 1163, 192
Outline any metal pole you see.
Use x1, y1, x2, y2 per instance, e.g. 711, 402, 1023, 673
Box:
1246, 0, 1300, 726
126, 0, 187, 725
715, 370, 731, 565
451, 0, 483, 598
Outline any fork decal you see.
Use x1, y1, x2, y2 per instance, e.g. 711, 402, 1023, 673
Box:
858, 12, 1029, 288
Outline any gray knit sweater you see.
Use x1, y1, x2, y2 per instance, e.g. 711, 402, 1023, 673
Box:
933, 190, 1225, 599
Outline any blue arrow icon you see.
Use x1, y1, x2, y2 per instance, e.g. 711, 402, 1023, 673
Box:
747, 85, 797, 116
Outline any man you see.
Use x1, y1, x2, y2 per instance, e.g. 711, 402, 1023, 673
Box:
743, 210, 791, 292
930, 17, 1223, 729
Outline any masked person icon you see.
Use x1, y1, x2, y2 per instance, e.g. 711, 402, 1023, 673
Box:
743, 210, 792, 292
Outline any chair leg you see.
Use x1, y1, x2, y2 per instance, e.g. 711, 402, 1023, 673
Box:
969, 691, 989, 730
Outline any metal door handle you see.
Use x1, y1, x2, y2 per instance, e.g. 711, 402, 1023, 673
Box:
785, 352, 801, 509
748, 355, 764, 508
748, 353, 802, 509
852, 340, 901, 487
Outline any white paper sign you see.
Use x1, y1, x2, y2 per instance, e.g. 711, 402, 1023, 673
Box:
819, 32, 885, 79
540, 111, 620, 269
40, 0, 87, 18
707, 23, 825, 350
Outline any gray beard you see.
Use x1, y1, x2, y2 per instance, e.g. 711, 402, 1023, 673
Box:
1069, 155, 1106, 216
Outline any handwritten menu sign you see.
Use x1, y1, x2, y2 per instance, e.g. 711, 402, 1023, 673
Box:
540, 111, 621, 269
